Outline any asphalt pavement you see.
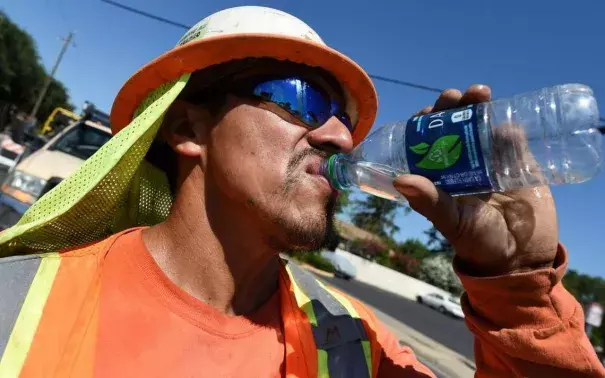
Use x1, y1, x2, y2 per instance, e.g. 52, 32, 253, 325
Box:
321, 275, 475, 360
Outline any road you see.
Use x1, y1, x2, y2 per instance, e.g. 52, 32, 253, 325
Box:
320, 275, 475, 360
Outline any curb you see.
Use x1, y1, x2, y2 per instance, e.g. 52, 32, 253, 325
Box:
298, 263, 335, 278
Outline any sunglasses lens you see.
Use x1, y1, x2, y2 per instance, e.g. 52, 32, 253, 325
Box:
339, 112, 353, 131
252, 78, 333, 127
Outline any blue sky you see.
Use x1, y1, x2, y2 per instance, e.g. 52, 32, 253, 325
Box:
3, 0, 605, 277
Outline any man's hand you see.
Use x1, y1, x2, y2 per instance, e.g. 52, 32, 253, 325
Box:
393, 85, 558, 276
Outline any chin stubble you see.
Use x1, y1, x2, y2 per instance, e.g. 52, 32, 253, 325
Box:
267, 148, 338, 251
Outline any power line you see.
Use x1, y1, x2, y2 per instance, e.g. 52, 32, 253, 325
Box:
101, 0, 191, 30
99, 0, 444, 94
100, 1, 605, 133
367, 74, 442, 93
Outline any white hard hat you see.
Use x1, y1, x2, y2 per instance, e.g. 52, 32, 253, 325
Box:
111, 6, 377, 145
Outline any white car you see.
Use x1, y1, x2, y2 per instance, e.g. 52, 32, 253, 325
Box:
321, 251, 357, 280
416, 292, 464, 319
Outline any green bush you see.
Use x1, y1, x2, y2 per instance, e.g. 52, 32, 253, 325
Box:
375, 253, 394, 269
418, 253, 463, 295
290, 251, 335, 273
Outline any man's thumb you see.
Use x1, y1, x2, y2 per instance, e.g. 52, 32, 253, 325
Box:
393, 175, 460, 238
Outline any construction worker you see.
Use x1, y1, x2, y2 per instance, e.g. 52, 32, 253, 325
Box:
0, 6, 603, 378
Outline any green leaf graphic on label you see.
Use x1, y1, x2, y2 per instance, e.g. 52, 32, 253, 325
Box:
409, 142, 430, 155
416, 135, 462, 170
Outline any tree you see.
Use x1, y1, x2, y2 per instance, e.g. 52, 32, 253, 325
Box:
381, 239, 430, 277
418, 254, 463, 295
351, 195, 408, 238
396, 238, 431, 261
334, 188, 351, 215
424, 226, 454, 255
0, 12, 44, 106
348, 238, 388, 261
562, 269, 605, 348
0, 11, 72, 122
391, 253, 420, 277
563, 269, 605, 305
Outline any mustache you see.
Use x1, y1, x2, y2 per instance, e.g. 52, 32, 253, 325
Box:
286, 148, 331, 176
281, 149, 330, 194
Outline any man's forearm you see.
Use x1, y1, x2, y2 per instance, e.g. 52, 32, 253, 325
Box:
456, 245, 605, 377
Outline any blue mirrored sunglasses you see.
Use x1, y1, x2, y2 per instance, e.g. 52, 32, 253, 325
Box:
235, 77, 353, 132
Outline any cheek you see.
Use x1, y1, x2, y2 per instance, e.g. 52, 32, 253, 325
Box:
206, 105, 299, 201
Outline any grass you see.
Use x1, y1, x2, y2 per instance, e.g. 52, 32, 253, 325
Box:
289, 251, 335, 273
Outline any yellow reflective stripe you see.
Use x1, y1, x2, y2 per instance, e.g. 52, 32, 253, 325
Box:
325, 285, 373, 377
362, 340, 372, 378
323, 284, 360, 318
285, 264, 317, 326
317, 349, 330, 378
0, 254, 60, 377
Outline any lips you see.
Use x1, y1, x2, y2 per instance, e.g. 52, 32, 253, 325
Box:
306, 158, 324, 176
305, 158, 337, 195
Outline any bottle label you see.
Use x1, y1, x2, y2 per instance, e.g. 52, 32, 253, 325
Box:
405, 105, 492, 194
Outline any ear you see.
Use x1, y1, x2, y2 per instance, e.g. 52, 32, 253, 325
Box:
161, 100, 210, 158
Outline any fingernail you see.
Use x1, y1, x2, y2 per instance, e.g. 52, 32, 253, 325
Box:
469, 84, 489, 92
393, 180, 419, 197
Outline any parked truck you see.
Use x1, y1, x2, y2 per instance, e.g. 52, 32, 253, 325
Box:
0, 105, 112, 229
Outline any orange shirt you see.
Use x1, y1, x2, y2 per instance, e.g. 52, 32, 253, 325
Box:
94, 229, 286, 377
4, 227, 604, 377
93, 229, 605, 377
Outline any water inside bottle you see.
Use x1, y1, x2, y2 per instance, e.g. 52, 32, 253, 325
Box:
353, 161, 408, 201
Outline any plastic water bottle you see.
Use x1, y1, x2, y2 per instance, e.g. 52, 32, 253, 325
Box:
322, 84, 602, 201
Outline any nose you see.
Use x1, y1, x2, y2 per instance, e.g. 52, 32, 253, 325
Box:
306, 116, 354, 154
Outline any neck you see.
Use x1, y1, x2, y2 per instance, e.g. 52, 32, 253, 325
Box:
142, 167, 280, 316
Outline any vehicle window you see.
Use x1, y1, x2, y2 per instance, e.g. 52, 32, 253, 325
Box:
333, 255, 355, 270
51, 124, 111, 160
448, 297, 461, 304
435, 294, 444, 300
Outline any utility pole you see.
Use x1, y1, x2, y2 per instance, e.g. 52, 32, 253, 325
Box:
30, 31, 75, 120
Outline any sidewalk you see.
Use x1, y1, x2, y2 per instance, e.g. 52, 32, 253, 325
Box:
372, 306, 475, 378
302, 264, 476, 378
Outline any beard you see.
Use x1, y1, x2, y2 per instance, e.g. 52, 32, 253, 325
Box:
267, 149, 339, 251
275, 194, 338, 251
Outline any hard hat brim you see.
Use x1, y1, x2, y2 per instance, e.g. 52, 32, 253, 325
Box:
110, 33, 377, 146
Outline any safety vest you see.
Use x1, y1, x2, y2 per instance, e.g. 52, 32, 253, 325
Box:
0, 232, 380, 378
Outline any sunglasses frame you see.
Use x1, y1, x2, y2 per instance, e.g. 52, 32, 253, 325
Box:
184, 73, 353, 132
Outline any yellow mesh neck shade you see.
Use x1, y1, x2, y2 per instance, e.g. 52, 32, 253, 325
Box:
0, 74, 191, 257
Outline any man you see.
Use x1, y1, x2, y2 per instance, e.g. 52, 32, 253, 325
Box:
0, 6, 603, 378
